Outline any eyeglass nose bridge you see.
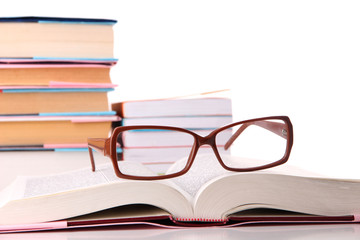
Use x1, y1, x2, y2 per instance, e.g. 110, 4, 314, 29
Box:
186, 133, 224, 169
190, 133, 218, 158
187, 134, 217, 167
197, 134, 216, 146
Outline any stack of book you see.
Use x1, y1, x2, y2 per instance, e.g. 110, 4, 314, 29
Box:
112, 94, 233, 173
0, 17, 119, 151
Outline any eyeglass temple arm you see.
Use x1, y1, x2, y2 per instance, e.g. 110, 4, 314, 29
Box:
224, 121, 287, 150
88, 137, 111, 172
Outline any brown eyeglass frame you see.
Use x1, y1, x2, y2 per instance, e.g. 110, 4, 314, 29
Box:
88, 116, 293, 180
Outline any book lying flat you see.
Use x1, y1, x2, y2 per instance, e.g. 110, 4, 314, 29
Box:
1, 154, 360, 233
0, 16, 116, 59
0, 60, 115, 86
0, 89, 111, 115
0, 115, 119, 146
122, 115, 233, 129
113, 97, 232, 118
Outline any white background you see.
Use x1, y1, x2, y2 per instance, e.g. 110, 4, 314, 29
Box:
1, 0, 360, 178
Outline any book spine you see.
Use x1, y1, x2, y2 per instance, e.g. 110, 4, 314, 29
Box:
170, 216, 227, 224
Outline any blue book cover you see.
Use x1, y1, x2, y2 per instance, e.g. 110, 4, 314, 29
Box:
0, 16, 117, 25
0, 58, 118, 65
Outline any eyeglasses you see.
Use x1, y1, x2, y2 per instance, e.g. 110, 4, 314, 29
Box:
88, 116, 293, 180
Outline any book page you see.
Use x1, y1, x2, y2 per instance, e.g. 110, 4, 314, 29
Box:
0, 166, 111, 208
13, 153, 324, 205
171, 152, 329, 198
21, 164, 113, 199
168, 153, 230, 198
0, 161, 195, 224
8, 162, 161, 201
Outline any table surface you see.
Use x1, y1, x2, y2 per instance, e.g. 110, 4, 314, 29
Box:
2, 224, 360, 240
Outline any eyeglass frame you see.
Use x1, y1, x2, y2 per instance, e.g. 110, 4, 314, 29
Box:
88, 115, 293, 180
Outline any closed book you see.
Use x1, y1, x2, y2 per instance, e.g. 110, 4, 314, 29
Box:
113, 97, 232, 118
0, 115, 119, 146
122, 115, 233, 129
0, 60, 115, 86
0, 154, 360, 233
0, 89, 112, 115
0, 16, 116, 59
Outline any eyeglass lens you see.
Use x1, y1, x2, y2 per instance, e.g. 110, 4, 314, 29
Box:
216, 119, 288, 169
116, 129, 197, 177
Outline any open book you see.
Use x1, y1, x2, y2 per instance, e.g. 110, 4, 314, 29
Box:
1, 154, 360, 233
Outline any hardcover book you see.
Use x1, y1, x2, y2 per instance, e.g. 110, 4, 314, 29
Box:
0, 88, 112, 115
0, 59, 115, 86
1, 154, 360, 233
0, 115, 119, 146
0, 16, 116, 59
0, 17, 118, 151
